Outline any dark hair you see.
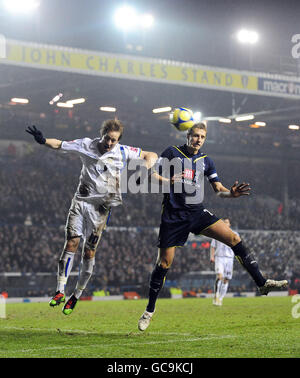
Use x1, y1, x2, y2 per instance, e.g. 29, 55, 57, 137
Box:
187, 122, 207, 137
100, 119, 124, 140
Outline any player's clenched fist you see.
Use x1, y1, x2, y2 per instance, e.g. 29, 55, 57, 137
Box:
25, 125, 46, 144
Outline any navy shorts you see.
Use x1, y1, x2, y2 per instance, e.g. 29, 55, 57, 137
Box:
157, 205, 220, 248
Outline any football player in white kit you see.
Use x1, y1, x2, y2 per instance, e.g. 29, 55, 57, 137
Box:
210, 218, 238, 306
26, 120, 158, 315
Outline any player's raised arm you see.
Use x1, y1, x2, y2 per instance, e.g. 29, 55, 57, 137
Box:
145, 149, 176, 185
140, 150, 158, 169
211, 180, 251, 198
44, 138, 62, 149
135, 150, 159, 185
25, 125, 62, 149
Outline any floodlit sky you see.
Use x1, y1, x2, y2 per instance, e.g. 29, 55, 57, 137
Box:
1, 0, 300, 133
0, 0, 299, 68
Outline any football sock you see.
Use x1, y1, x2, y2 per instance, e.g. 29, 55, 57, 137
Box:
219, 281, 229, 300
214, 278, 222, 298
146, 264, 169, 313
232, 241, 266, 287
74, 257, 95, 299
56, 251, 75, 293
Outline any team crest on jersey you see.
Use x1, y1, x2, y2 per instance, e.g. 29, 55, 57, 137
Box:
129, 147, 138, 153
183, 169, 195, 180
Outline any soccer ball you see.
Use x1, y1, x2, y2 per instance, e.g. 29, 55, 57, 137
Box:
169, 107, 194, 131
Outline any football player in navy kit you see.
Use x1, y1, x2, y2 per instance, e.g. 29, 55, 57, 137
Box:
138, 122, 288, 331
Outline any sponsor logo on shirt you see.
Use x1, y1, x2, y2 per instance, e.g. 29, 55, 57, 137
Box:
183, 169, 195, 180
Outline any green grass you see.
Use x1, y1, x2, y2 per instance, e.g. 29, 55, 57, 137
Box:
0, 296, 299, 358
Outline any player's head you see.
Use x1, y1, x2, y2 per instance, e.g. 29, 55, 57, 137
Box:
99, 119, 124, 153
100, 118, 124, 140
223, 218, 231, 227
186, 122, 207, 153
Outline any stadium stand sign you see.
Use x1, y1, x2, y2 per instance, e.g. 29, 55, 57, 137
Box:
1, 39, 300, 99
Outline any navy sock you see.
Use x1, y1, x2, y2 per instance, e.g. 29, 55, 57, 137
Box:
232, 241, 266, 287
146, 264, 169, 313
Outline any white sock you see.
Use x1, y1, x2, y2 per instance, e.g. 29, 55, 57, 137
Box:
74, 257, 95, 299
220, 281, 229, 300
215, 278, 222, 298
56, 251, 75, 293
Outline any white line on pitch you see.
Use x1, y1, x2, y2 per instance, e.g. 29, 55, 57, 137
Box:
0, 335, 236, 356
1, 326, 212, 337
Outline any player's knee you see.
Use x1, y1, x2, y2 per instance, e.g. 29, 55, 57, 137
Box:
83, 248, 96, 259
157, 248, 174, 269
158, 257, 172, 269
230, 232, 241, 247
65, 237, 80, 252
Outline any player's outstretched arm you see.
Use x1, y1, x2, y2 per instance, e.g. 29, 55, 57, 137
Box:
135, 150, 159, 185
150, 170, 184, 185
25, 125, 62, 149
140, 150, 158, 169
44, 138, 63, 149
211, 180, 251, 198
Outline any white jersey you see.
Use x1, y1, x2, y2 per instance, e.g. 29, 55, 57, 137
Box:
211, 231, 239, 258
61, 137, 142, 207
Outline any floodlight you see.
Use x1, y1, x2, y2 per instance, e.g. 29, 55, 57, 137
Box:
288, 125, 300, 130
11, 98, 29, 104
235, 114, 255, 122
100, 106, 116, 112
152, 106, 171, 113
237, 29, 259, 44
140, 14, 154, 29
66, 98, 85, 105
49, 93, 63, 105
114, 6, 138, 31
218, 118, 231, 123
193, 111, 202, 123
3, 0, 40, 14
57, 102, 73, 108
114, 6, 154, 31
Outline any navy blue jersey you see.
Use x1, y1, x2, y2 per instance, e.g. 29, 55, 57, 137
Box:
157, 144, 220, 210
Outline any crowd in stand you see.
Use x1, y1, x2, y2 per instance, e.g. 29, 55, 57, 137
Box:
1, 224, 299, 296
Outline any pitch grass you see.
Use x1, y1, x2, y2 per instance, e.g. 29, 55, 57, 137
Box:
0, 296, 299, 358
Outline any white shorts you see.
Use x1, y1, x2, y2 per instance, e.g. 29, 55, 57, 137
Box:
215, 256, 233, 280
65, 198, 111, 250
